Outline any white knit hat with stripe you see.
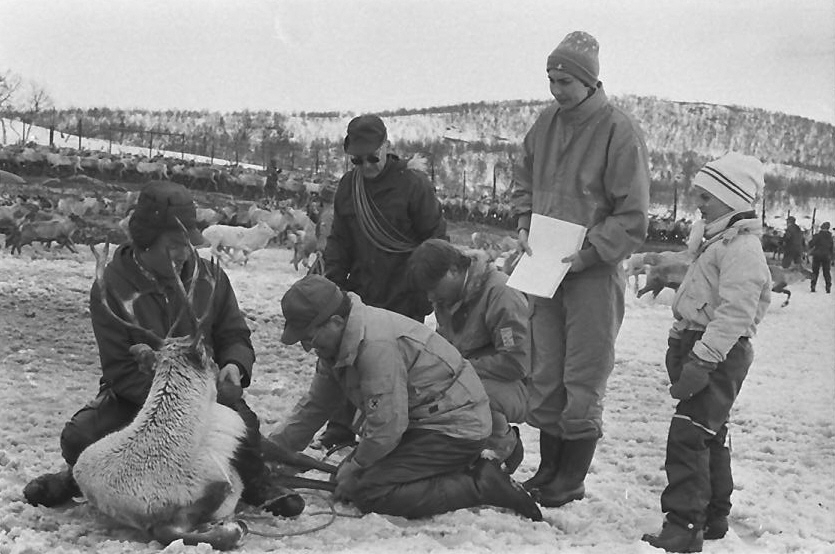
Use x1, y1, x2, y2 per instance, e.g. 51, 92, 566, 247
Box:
693, 152, 764, 212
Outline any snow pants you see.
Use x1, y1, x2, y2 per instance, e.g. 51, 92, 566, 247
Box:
660, 330, 753, 528
59, 385, 269, 504
811, 256, 832, 291
526, 270, 625, 440
349, 429, 486, 518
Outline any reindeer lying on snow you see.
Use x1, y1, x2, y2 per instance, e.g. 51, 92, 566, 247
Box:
72, 243, 335, 550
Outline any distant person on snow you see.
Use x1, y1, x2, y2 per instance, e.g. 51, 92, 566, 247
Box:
642, 153, 772, 553
22, 181, 300, 517
267, 275, 542, 521
314, 114, 448, 450
808, 221, 833, 293
781, 215, 805, 268
509, 30, 650, 508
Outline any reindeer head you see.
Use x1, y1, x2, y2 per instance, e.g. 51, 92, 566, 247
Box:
90, 241, 221, 376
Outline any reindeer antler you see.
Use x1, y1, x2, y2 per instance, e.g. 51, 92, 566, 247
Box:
167, 219, 220, 349
90, 243, 165, 349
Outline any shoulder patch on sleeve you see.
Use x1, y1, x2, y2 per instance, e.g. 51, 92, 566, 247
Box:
500, 327, 515, 348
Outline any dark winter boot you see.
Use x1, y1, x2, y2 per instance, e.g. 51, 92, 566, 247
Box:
472, 458, 543, 521
240, 464, 305, 517
23, 467, 81, 507
522, 430, 561, 491
502, 426, 524, 475
642, 516, 704, 553
534, 437, 596, 508
260, 484, 305, 517
703, 516, 728, 540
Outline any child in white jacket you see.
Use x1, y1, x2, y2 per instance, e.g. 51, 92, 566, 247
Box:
643, 153, 772, 553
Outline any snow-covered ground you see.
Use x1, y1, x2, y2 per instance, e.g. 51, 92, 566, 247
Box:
0, 245, 833, 553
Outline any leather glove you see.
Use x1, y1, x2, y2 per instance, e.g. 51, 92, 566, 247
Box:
129, 344, 156, 375
333, 458, 362, 502
217, 380, 243, 406
669, 353, 716, 400
217, 363, 243, 406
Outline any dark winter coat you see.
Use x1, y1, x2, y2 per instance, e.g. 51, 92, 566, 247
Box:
324, 154, 447, 319
432, 251, 531, 383
782, 222, 805, 256
90, 243, 255, 406
808, 229, 834, 260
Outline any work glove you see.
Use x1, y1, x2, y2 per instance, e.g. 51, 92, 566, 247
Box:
217, 363, 243, 406
665, 336, 684, 383
333, 458, 362, 502
669, 353, 716, 400
129, 344, 156, 375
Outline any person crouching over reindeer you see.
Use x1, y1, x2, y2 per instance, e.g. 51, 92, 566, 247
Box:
642, 153, 772, 553
266, 275, 542, 521
23, 182, 304, 539
407, 239, 531, 475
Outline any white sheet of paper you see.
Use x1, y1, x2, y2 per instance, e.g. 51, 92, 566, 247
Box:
507, 214, 587, 298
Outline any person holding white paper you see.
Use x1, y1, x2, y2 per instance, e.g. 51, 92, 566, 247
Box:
510, 31, 650, 508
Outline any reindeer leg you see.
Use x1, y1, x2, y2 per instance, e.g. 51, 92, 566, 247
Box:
274, 474, 337, 493
260, 436, 338, 474
150, 520, 247, 551
782, 290, 790, 307
149, 480, 244, 550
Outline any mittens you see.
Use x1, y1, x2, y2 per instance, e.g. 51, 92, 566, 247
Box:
669, 353, 716, 400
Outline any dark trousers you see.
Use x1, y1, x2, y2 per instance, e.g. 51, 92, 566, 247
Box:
781, 250, 802, 268
60, 386, 269, 504
350, 429, 485, 518
660, 330, 753, 528
811, 256, 832, 291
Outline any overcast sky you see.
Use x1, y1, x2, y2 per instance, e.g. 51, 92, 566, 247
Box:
1, 0, 833, 123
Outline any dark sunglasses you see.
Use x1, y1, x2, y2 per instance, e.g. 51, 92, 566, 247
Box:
350, 153, 381, 165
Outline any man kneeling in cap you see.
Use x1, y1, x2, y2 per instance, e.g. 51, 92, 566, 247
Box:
24, 181, 301, 517
266, 275, 542, 521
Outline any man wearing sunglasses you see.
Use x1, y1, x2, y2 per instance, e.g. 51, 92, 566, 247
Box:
314, 114, 448, 451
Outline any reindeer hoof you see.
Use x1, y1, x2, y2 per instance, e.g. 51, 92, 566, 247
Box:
186, 520, 247, 551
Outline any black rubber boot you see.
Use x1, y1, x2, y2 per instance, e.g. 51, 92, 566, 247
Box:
642, 516, 704, 552
522, 430, 561, 491
703, 516, 728, 540
241, 464, 305, 517
472, 459, 543, 521
502, 426, 524, 475
534, 438, 596, 508
23, 467, 81, 507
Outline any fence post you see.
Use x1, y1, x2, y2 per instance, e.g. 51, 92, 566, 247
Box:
673, 179, 678, 221
77, 119, 82, 150
49, 126, 54, 147
149, 132, 154, 157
